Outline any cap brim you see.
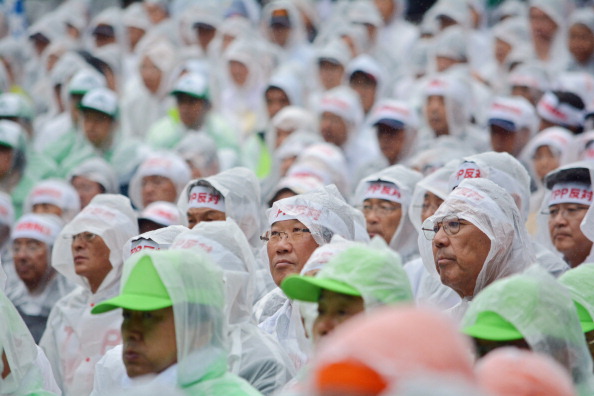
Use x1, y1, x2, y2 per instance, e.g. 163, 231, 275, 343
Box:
462, 322, 524, 341
91, 294, 172, 314
374, 118, 405, 130
78, 104, 115, 118
171, 90, 207, 100
281, 274, 361, 302
489, 118, 517, 132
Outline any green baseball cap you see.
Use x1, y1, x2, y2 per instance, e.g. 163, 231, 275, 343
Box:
462, 310, 524, 341
281, 274, 361, 302
575, 301, 594, 333
91, 255, 172, 314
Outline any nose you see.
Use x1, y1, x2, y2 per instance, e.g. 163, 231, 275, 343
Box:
314, 315, 337, 339
365, 209, 380, 225
122, 314, 144, 341
433, 226, 450, 248
274, 235, 293, 253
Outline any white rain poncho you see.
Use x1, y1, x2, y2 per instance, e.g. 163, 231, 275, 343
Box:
177, 167, 262, 246
175, 133, 220, 178
128, 151, 191, 209
536, 161, 594, 264
462, 265, 594, 395
316, 85, 380, 176
6, 213, 74, 342
93, 249, 263, 395
419, 178, 534, 319
265, 106, 317, 152
528, 0, 570, 73
286, 143, 350, 197
567, 8, 594, 74
266, 175, 324, 208
448, 152, 569, 277
40, 194, 138, 395
24, 178, 81, 223
353, 165, 423, 262
258, 185, 369, 369
559, 263, 594, 335
0, 288, 61, 395
405, 161, 461, 310
122, 225, 188, 262
346, 54, 388, 110
68, 157, 119, 195
561, 130, 594, 164
169, 220, 295, 394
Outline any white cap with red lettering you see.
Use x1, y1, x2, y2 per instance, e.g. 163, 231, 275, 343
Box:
11, 213, 64, 246
138, 201, 183, 227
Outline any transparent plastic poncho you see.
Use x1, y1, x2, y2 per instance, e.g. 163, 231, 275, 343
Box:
353, 165, 423, 262
177, 167, 262, 246
171, 220, 295, 394
122, 225, 188, 262
267, 184, 369, 246
461, 265, 594, 395
559, 263, 594, 330
419, 178, 535, 302
122, 250, 261, 395
0, 288, 57, 395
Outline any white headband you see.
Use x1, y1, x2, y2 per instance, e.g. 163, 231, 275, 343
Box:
537, 91, 584, 128
362, 181, 402, 204
449, 162, 483, 190
130, 238, 162, 256
549, 182, 593, 206
187, 185, 225, 212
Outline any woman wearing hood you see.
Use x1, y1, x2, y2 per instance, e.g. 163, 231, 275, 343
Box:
40, 194, 138, 395
353, 165, 422, 263
567, 9, 594, 74
419, 178, 534, 319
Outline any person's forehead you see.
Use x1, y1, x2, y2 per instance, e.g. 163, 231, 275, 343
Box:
187, 207, 224, 217
364, 197, 399, 205
271, 218, 307, 229
143, 174, 173, 182
13, 237, 45, 245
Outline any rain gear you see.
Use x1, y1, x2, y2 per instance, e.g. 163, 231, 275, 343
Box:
419, 178, 534, 319
92, 249, 264, 395
0, 288, 61, 395
567, 9, 594, 74
353, 165, 423, 262
462, 265, 594, 395
170, 220, 295, 394
40, 194, 138, 395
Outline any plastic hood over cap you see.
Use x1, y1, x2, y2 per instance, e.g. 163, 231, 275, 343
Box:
488, 96, 537, 135
11, 213, 64, 247
138, 201, 183, 227
120, 250, 228, 389
537, 91, 585, 129
354, 165, 423, 261
68, 68, 107, 96
318, 86, 364, 132
24, 178, 81, 222
0, 289, 53, 394
129, 152, 192, 209
308, 306, 475, 394
68, 157, 119, 194
423, 74, 471, 138
476, 348, 577, 396
462, 265, 594, 394
560, 263, 594, 333
268, 184, 369, 245
178, 168, 261, 244
300, 235, 358, 275
449, 152, 532, 220
283, 237, 413, 309
420, 178, 534, 299
266, 105, 317, 150
52, 194, 138, 291
123, 225, 188, 261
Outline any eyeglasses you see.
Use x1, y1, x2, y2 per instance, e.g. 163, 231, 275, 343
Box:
421, 215, 463, 240
542, 204, 589, 220
358, 203, 401, 217
66, 232, 98, 243
260, 228, 311, 244
12, 240, 45, 255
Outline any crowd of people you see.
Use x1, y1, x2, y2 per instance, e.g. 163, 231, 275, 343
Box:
2, 0, 594, 394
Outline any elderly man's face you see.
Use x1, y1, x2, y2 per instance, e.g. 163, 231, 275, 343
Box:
12, 238, 50, 291
71, 232, 112, 293
432, 218, 491, 298
122, 307, 177, 378
267, 219, 319, 286
361, 198, 402, 244
141, 175, 177, 207
186, 207, 225, 229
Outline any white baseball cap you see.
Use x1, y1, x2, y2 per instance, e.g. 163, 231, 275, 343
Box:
79, 87, 118, 118
0, 120, 23, 149
138, 201, 183, 227
171, 73, 209, 100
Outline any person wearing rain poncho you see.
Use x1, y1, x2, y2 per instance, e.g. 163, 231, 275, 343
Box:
527, 0, 570, 74
0, 287, 61, 395
461, 265, 594, 395
536, 162, 594, 268
127, 151, 191, 210
24, 178, 81, 223
68, 157, 119, 209
90, 249, 263, 395
7, 213, 73, 342
256, 185, 368, 370
447, 151, 569, 277
281, 239, 414, 345
166, 220, 295, 395
352, 165, 422, 263
419, 178, 534, 319
56, 87, 148, 190
559, 263, 594, 363
40, 194, 138, 395
567, 8, 594, 74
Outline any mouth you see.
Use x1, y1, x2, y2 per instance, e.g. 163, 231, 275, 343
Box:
436, 256, 456, 269
73, 255, 87, 264
123, 349, 141, 362
274, 260, 295, 270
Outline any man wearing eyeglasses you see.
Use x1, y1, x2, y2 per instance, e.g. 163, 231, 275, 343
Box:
544, 163, 594, 268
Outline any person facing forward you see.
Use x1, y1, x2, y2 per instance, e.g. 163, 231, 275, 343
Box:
91, 249, 263, 395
